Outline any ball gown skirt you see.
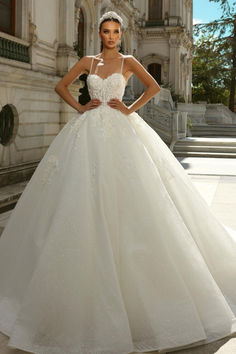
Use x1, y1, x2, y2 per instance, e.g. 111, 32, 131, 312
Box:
0, 72, 235, 354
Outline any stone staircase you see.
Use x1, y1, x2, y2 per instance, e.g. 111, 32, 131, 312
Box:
173, 137, 236, 158
191, 124, 236, 137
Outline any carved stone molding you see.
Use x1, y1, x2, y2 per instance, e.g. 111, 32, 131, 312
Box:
29, 12, 38, 45
90, 23, 94, 44
142, 53, 169, 63
169, 38, 181, 47
75, 0, 82, 8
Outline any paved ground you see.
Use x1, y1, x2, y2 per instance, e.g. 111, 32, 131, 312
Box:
0, 156, 236, 353
177, 157, 236, 231
177, 156, 236, 177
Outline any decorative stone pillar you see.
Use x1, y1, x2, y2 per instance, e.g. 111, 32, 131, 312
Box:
169, 37, 181, 94
74, 2, 81, 46
169, 0, 183, 26
57, 0, 78, 76
15, 0, 30, 41
163, 59, 169, 84
94, 0, 102, 54
28, 10, 38, 70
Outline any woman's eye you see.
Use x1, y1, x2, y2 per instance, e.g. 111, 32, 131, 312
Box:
103, 30, 119, 33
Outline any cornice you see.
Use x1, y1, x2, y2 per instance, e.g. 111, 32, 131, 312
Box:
139, 26, 193, 41
142, 53, 169, 63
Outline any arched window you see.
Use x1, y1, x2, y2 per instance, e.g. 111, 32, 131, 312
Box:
148, 0, 162, 21
77, 8, 85, 57
0, 104, 15, 146
0, 0, 15, 35
148, 63, 162, 84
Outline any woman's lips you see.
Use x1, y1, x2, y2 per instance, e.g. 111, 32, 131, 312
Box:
108, 41, 114, 44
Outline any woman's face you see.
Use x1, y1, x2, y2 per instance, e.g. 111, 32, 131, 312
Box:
99, 21, 122, 49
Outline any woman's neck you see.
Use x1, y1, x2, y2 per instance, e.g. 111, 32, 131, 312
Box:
99, 48, 121, 59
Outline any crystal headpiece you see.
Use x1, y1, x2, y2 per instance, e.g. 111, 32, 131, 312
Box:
99, 11, 124, 28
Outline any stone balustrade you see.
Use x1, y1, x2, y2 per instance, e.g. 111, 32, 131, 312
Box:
0, 33, 30, 63
138, 89, 187, 151
177, 102, 236, 125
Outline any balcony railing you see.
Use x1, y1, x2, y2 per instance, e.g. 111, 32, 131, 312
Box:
145, 19, 164, 27
0, 36, 30, 63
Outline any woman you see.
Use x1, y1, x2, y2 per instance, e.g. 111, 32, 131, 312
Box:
0, 10, 235, 354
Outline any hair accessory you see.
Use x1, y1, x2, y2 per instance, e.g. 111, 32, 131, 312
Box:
99, 11, 124, 28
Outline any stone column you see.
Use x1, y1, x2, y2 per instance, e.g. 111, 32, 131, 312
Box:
169, 0, 183, 25
57, 0, 78, 75
94, 0, 102, 54
15, 0, 30, 41
169, 37, 181, 95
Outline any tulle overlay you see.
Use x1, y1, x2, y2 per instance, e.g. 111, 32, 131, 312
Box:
0, 60, 236, 354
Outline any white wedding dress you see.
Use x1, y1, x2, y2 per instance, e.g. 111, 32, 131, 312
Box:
0, 54, 236, 354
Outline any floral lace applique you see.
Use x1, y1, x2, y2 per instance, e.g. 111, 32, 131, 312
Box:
64, 115, 87, 151
87, 73, 126, 105
40, 154, 59, 185
117, 149, 137, 181
90, 113, 114, 140
89, 161, 97, 194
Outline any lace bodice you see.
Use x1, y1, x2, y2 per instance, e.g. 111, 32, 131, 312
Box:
87, 55, 126, 106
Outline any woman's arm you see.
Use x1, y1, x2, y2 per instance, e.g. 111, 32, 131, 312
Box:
107, 55, 160, 115
55, 56, 101, 113
126, 55, 161, 114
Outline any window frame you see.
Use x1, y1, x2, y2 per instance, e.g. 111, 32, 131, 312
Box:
148, 63, 162, 84
148, 0, 163, 21
0, 0, 16, 35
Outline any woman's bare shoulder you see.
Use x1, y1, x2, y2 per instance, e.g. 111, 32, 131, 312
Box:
123, 55, 138, 66
77, 55, 95, 74
123, 54, 133, 60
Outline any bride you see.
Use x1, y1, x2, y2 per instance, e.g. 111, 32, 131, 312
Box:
0, 10, 236, 354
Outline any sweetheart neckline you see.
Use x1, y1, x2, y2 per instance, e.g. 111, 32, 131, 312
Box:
87, 72, 127, 83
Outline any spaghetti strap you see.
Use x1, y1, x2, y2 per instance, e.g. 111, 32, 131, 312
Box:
120, 55, 124, 74
89, 56, 95, 74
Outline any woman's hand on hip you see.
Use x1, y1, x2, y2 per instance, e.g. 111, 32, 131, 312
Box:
78, 98, 102, 113
107, 98, 130, 115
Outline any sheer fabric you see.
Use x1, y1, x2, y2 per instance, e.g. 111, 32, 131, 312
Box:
0, 55, 235, 354
88, 53, 125, 80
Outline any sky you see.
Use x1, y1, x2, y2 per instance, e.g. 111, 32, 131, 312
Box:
193, 0, 235, 25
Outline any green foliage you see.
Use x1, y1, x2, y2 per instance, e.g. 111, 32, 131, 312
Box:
192, 35, 230, 104
187, 117, 192, 129
193, 0, 236, 111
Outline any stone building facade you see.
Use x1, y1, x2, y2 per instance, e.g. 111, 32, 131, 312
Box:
0, 0, 193, 184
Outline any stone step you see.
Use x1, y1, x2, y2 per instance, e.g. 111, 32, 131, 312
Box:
173, 151, 236, 158
0, 209, 12, 236
173, 137, 236, 157
191, 124, 236, 137
176, 137, 236, 146
174, 146, 236, 153
192, 124, 236, 129
0, 180, 28, 214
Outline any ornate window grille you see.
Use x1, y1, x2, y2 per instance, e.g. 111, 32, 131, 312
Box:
0, 36, 30, 62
